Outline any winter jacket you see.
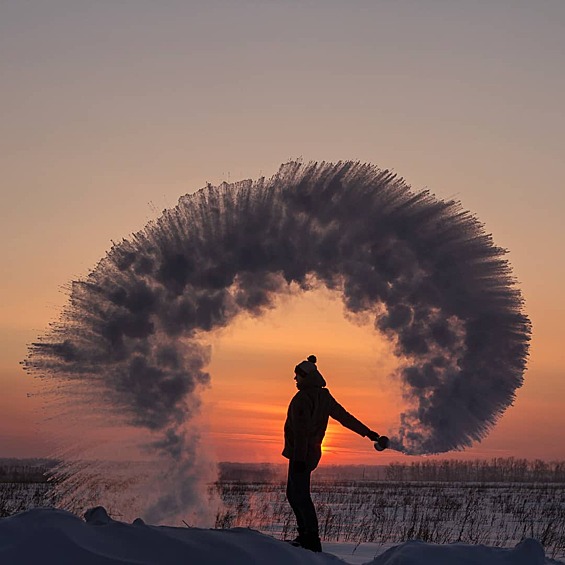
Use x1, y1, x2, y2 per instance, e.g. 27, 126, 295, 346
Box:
282, 370, 371, 470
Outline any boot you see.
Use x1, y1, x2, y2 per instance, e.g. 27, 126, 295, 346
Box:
286, 527, 305, 547
300, 531, 322, 552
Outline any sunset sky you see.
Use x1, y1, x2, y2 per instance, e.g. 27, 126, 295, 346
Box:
1, 1, 564, 465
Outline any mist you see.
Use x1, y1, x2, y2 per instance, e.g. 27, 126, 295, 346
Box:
24, 161, 530, 521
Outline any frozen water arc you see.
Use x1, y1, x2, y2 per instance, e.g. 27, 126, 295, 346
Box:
25, 160, 530, 460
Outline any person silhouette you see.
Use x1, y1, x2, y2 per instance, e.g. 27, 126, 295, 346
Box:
282, 355, 387, 552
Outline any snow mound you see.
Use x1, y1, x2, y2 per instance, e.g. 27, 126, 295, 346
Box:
0, 507, 551, 565
366, 538, 546, 565
0, 507, 341, 565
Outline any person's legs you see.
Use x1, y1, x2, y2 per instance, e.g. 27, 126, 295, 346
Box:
286, 462, 321, 551
286, 463, 306, 537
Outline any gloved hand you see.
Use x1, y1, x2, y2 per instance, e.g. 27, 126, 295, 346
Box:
374, 435, 390, 451
291, 460, 307, 473
366, 430, 381, 442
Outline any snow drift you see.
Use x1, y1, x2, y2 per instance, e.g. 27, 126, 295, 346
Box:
0, 507, 550, 565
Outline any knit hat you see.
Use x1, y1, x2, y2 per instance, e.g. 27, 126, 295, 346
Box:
294, 355, 318, 378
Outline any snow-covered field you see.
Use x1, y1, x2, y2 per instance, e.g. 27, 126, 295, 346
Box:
215, 480, 565, 559
1, 462, 564, 564
0, 506, 558, 565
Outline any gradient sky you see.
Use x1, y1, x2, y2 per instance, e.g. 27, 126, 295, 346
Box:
1, 1, 564, 464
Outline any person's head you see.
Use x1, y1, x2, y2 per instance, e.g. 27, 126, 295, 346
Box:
293, 355, 325, 389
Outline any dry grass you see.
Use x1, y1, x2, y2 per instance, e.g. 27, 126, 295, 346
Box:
213, 480, 565, 559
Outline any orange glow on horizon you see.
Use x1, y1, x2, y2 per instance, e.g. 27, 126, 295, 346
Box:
3, 286, 563, 463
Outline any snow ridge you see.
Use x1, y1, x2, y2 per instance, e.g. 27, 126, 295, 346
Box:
0, 507, 552, 565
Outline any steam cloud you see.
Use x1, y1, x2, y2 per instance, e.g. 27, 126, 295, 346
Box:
25, 161, 530, 520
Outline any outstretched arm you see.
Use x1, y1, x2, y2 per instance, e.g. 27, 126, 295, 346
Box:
328, 395, 372, 437
328, 395, 389, 449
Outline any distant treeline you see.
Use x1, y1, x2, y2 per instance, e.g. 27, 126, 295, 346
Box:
217, 463, 387, 482
384, 458, 565, 483
0, 459, 55, 483
219, 459, 565, 484
218, 462, 285, 483
2, 457, 564, 484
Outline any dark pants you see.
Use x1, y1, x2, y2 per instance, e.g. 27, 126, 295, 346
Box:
286, 462, 319, 535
